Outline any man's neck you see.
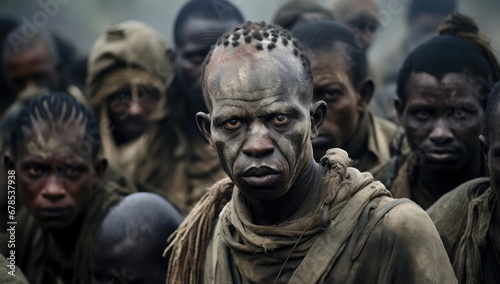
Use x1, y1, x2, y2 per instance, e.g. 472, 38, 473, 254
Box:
343, 111, 368, 160
49, 215, 84, 252
419, 154, 483, 199
248, 157, 325, 226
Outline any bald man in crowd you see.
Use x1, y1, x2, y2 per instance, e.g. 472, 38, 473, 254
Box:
165, 21, 455, 283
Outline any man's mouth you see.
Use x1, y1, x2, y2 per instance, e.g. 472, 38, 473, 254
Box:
241, 166, 282, 187
424, 147, 461, 163
37, 207, 71, 219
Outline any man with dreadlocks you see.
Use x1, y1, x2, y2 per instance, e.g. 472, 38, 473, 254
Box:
375, 13, 500, 210
86, 21, 188, 210
4, 92, 125, 284
427, 81, 500, 283
292, 20, 403, 174
165, 21, 455, 283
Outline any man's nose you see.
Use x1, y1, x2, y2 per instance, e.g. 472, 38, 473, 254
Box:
41, 174, 66, 202
429, 118, 454, 144
242, 126, 275, 158
128, 99, 143, 116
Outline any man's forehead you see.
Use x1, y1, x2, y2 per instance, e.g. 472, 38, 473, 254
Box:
181, 18, 239, 48
206, 45, 304, 100
21, 120, 87, 159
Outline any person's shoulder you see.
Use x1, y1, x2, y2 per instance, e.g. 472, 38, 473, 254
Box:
427, 177, 490, 220
426, 177, 490, 251
377, 197, 436, 237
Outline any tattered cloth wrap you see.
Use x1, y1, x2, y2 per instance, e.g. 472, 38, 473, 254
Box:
85, 21, 188, 206
217, 148, 388, 283
165, 148, 391, 283
330, 0, 379, 23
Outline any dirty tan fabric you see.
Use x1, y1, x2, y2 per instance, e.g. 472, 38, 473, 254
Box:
86, 21, 189, 209
344, 110, 402, 174
428, 178, 498, 284
0, 253, 28, 284
16, 181, 124, 284
166, 148, 456, 283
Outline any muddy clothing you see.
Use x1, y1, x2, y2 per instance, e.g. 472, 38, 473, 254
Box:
375, 154, 488, 210
16, 181, 124, 284
167, 148, 456, 283
343, 110, 403, 174
428, 178, 499, 284
86, 21, 189, 209
0, 253, 28, 284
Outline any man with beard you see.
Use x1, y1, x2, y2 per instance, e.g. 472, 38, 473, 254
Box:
375, 13, 500, 209
165, 21, 455, 284
170, 0, 244, 208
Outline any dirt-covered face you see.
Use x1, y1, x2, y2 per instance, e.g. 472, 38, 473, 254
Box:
398, 72, 484, 173
198, 43, 322, 202
8, 121, 104, 231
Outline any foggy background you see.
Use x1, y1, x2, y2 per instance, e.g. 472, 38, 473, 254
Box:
1, 0, 499, 69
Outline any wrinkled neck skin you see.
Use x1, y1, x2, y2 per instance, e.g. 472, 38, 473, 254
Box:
247, 154, 325, 226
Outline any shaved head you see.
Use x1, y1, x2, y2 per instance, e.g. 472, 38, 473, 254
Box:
91, 192, 181, 284
201, 22, 313, 112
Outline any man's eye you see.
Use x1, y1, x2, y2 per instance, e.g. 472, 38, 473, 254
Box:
27, 167, 42, 177
451, 109, 469, 120
271, 115, 289, 126
224, 119, 243, 130
65, 168, 80, 177
189, 55, 206, 65
318, 89, 342, 100
414, 110, 430, 120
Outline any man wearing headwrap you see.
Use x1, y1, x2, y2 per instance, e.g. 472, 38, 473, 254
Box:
165, 22, 455, 284
427, 82, 500, 284
86, 21, 188, 209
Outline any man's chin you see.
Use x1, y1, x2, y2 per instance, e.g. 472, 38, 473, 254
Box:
238, 186, 287, 203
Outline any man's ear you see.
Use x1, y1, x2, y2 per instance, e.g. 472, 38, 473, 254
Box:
4, 150, 15, 172
196, 112, 213, 146
310, 101, 327, 139
356, 78, 374, 112
394, 98, 405, 123
479, 134, 489, 166
167, 48, 176, 67
92, 157, 108, 186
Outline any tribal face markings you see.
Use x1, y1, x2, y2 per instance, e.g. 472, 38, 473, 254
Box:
198, 22, 322, 202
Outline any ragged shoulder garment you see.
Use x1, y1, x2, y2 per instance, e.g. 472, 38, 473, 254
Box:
427, 178, 499, 284
166, 148, 456, 283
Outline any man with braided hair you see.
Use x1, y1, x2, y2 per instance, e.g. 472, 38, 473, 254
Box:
428, 81, 500, 283
375, 13, 500, 210
165, 21, 455, 283
3, 92, 126, 284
